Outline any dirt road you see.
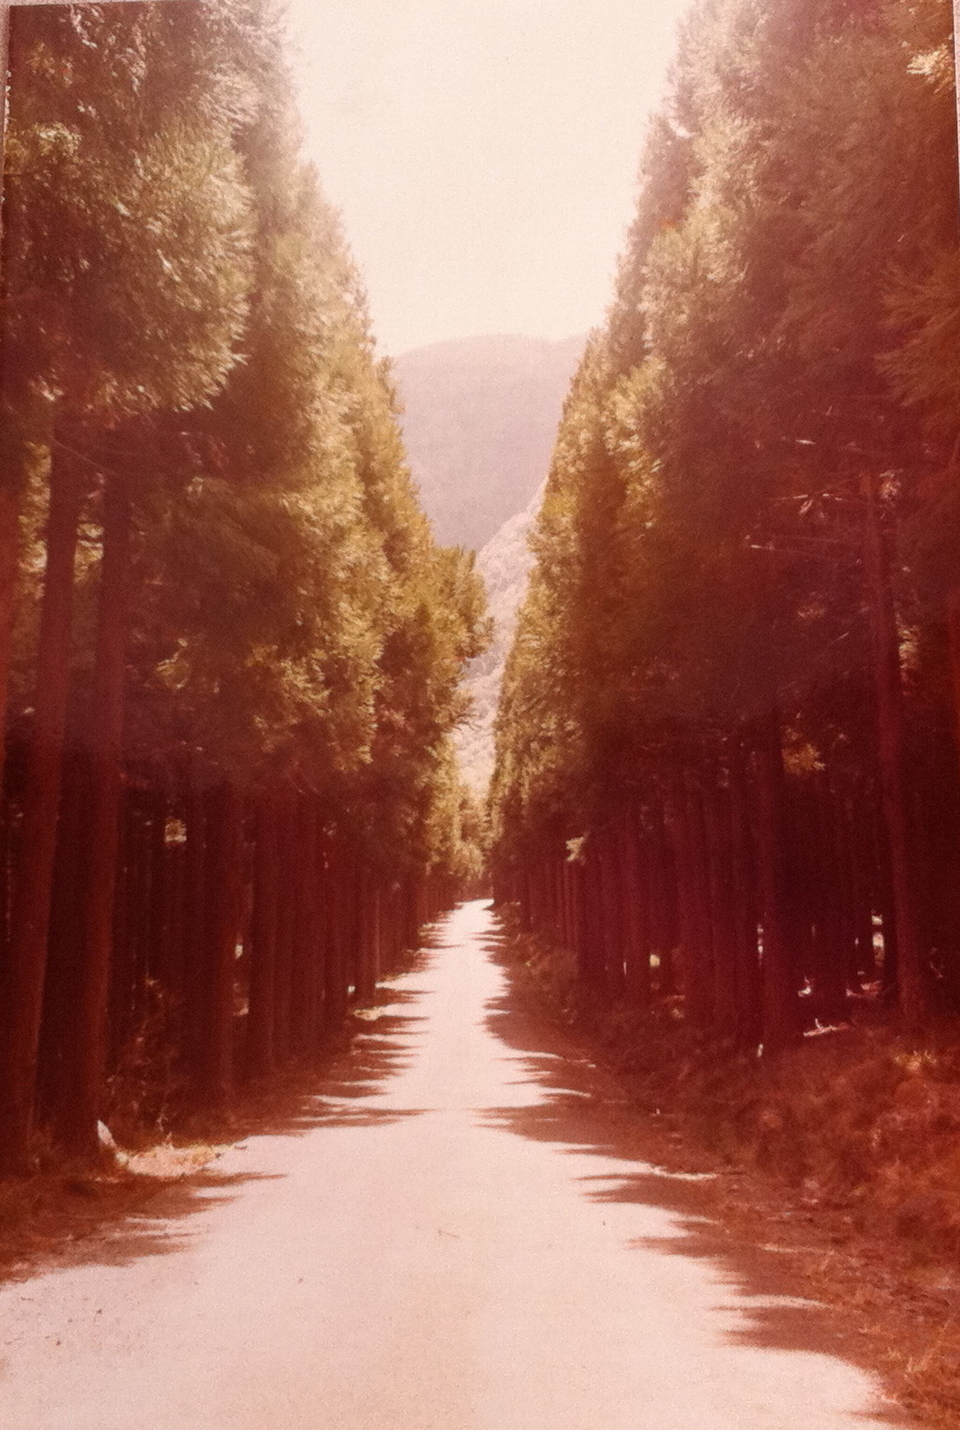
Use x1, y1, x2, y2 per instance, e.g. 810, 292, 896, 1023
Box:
0, 901, 906, 1428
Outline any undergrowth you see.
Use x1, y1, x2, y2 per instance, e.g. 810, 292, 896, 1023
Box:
501, 914, 960, 1264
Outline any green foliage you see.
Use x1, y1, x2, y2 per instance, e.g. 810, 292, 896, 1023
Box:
2, 0, 486, 889
3, 2, 261, 417
491, 0, 960, 900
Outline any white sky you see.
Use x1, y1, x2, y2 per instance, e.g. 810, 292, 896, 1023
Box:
285, 0, 690, 357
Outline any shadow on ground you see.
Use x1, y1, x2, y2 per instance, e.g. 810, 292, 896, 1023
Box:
0, 936, 447, 1289
478, 920, 911, 1427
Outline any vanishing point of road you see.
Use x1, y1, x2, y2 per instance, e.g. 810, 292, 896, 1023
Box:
0, 901, 905, 1429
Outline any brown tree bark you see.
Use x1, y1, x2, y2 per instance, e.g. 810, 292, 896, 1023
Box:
196, 782, 244, 1109
107, 787, 136, 1067
146, 786, 170, 991
322, 840, 350, 1033
0, 481, 23, 799
812, 772, 849, 1023
948, 592, 960, 787
753, 713, 801, 1053
0, 7, 30, 808
272, 795, 297, 1062
58, 475, 132, 1157
246, 795, 279, 1079
649, 802, 678, 998
354, 869, 380, 1007
598, 827, 626, 1002
291, 798, 321, 1055
0, 441, 84, 1174
161, 788, 188, 1018
343, 854, 363, 1002
576, 843, 606, 997
622, 812, 651, 1008
670, 776, 714, 1034
35, 739, 86, 1126
181, 777, 208, 1086
727, 748, 761, 1048
861, 471, 926, 1026
703, 778, 740, 1042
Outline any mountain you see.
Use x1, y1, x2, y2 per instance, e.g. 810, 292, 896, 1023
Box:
393, 333, 583, 551
392, 332, 583, 792
454, 483, 544, 794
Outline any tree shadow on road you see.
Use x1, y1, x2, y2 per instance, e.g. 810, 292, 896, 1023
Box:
0, 951, 440, 1290
478, 925, 912, 1428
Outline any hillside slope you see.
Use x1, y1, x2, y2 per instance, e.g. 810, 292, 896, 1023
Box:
394, 334, 582, 551
455, 484, 543, 793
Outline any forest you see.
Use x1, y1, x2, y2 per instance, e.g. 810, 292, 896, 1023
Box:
490, 0, 960, 1056
2, 0, 960, 1195
0, 0, 487, 1176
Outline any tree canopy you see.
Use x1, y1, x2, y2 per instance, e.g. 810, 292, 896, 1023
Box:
0, 0, 487, 1170
491, 0, 960, 1046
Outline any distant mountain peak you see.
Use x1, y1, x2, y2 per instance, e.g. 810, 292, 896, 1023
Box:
397, 332, 585, 368
393, 332, 584, 552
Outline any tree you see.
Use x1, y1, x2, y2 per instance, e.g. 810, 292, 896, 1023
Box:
1, 0, 256, 1169
491, 0, 960, 1047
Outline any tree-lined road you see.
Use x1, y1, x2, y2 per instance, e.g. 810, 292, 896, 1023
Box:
0, 902, 903, 1429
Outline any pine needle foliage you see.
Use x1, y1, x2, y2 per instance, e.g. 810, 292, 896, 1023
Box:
491, 0, 960, 1048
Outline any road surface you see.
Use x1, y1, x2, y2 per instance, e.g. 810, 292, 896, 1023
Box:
0, 900, 906, 1429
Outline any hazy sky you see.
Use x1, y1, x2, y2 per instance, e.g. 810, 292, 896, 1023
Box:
286, 0, 690, 357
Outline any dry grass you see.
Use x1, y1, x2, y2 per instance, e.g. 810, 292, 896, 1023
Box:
0, 1140, 222, 1282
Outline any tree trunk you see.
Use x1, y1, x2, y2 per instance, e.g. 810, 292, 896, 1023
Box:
161, 788, 188, 1018
948, 593, 960, 781
354, 868, 380, 1007
36, 740, 87, 1127
861, 471, 925, 1026
649, 803, 678, 998
246, 795, 279, 1079
728, 747, 761, 1048
291, 798, 321, 1055
107, 786, 136, 1067
577, 845, 605, 997
0, 441, 84, 1174
323, 839, 349, 1034
846, 790, 876, 989
622, 812, 650, 1008
58, 476, 132, 1158
196, 782, 244, 1110
0, 6, 31, 806
272, 796, 296, 1063
813, 772, 849, 1024
146, 786, 169, 990
703, 777, 739, 1041
598, 829, 625, 1002
0, 481, 23, 800
181, 777, 208, 1090
753, 713, 801, 1053
671, 776, 714, 1034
